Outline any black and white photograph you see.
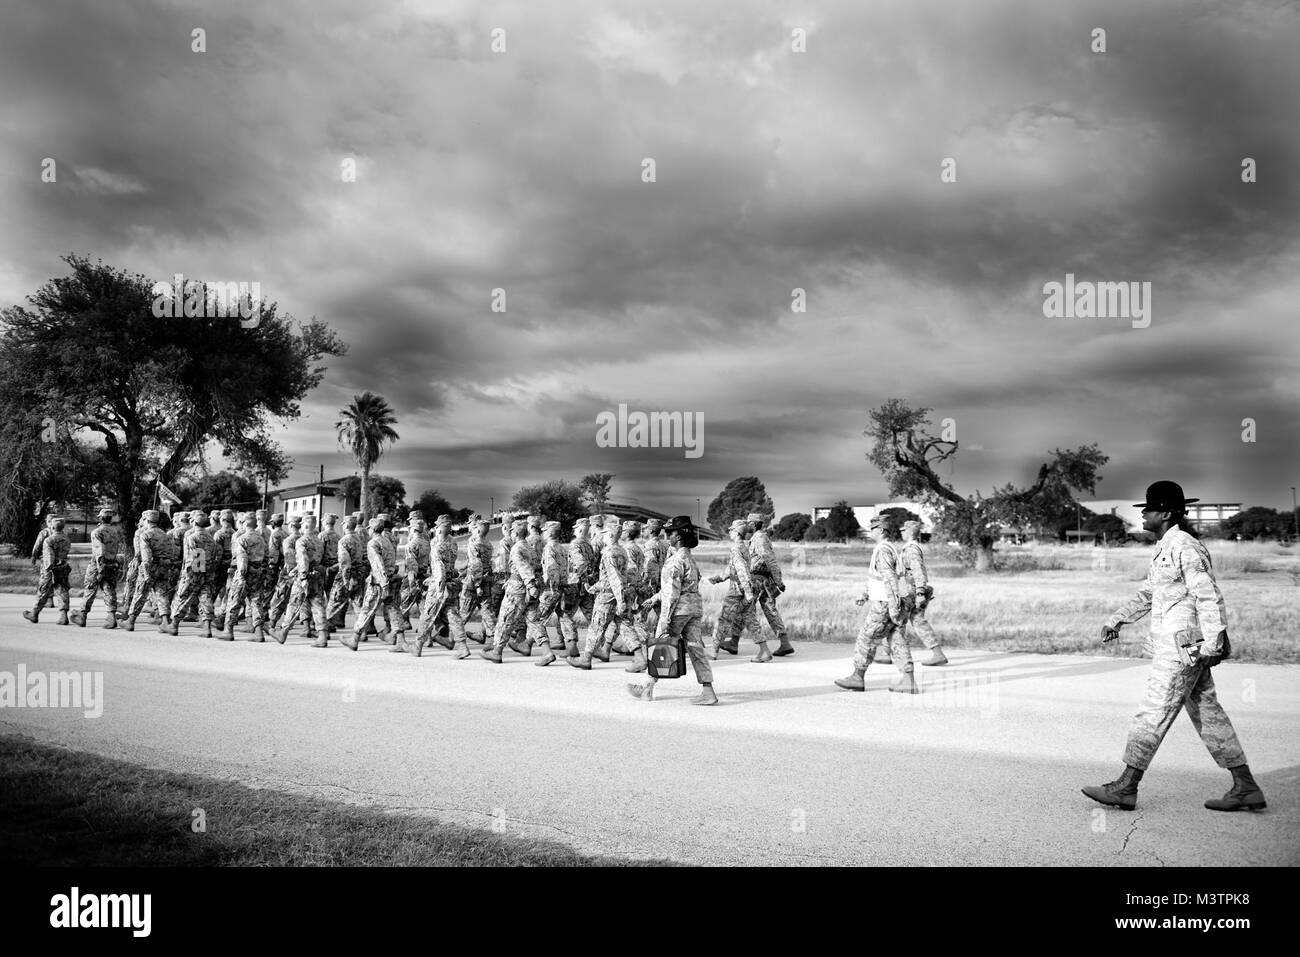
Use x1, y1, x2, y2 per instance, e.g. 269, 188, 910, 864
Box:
1, 0, 1295, 934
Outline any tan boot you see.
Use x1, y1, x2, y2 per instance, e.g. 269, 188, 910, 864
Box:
691, 684, 719, 706
625, 648, 647, 673
834, 665, 867, 692
1081, 766, 1143, 810
568, 650, 593, 670
592, 640, 611, 663
56, 610, 70, 626
751, 641, 774, 663
626, 679, 655, 701
22, 609, 40, 624
70, 610, 87, 627
480, 644, 503, 663
452, 640, 471, 660
101, 615, 118, 630
922, 648, 949, 666
889, 664, 919, 694
535, 647, 557, 666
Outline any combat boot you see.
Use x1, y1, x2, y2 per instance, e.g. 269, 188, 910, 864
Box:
834, 665, 867, 692
70, 610, 87, 627
625, 647, 647, 673
434, 630, 455, 651
340, 630, 359, 651
751, 641, 774, 663
626, 679, 655, 701
565, 638, 580, 658
549, 637, 567, 652
250, 625, 266, 643
160, 616, 179, 635
218, 617, 236, 641
56, 610, 70, 626
508, 636, 531, 657
691, 683, 719, 706
875, 647, 893, 665
568, 649, 593, 670
410, 632, 427, 658
1205, 765, 1267, 812
200, 621, 213, 639
890, 664, 919, 694
611, 635, 633, 656
717, 639, 739, 656
101, 615, 118, 630
921, 648, 949, 666
1081, 765, 1143, 810
124, 615, 136, 631
212, 613, 225, 631
389, 631, 408, 653
535, 647, 557, 667
773, 637, 795, 656
592, 640, 611, 663
452, 639, 471, 660
22, 609, 40, 624
480, 644, 503, 663
310, 629, 329, 649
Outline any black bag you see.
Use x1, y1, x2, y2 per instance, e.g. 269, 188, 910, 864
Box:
647, 637, 688, 679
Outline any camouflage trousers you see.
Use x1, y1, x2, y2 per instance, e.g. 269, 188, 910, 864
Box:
35, 563, 72, 612
476, 576, 507, 642
279, 570, 326, 636
122, 556, 141, 611
853, 600, 913, 672
528, 586, 572, 647
397, 566, 429, 630
583, 591, 647, 654
458, 580, 485, 627
325, 569, 365, 627
904, 602, 941, 650
171, 567, 217, 622
712, 593, 759, 648
491, 582, 534, 651
267, 566, 296, 626
78, 558, 121, 615
653, 611, 712, 686
558, 583, 594, 645
209, 562, 231, 615
755, 586, 787, 640
1122, 638, 1246, 771
225, 562, 267, 629
129, 564, 176, 620
418, 583, 465, 643
354, 577, 399, 635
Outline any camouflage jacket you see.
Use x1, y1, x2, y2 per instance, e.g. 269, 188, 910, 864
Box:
90, 523, 125, 565
541, 539, 568, 589
337, 531, 366, 576
319, 528, 340, 568
1106, 527, 1229, 656
865, 541, 902, 603
213, 524, 236, 564
748, 530, 784, 589
233, 529, 267, 567
657, 546, 703, 627
139, 527, 174, 569
183, 526, 215, 573
428, 536, 460, 590
40, 532, 71, 569
464, 536, 492, 588
367, 534, 397, 586
595, 542, 630, 602
405, 532, 431, 575
507, 539, 537, 589
567, 539, 597, 585
721, 540, 756, 601
899, 541, 929, 596
295, 532, 323, 576
622, 539, 645, 590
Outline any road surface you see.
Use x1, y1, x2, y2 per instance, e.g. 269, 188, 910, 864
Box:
1, 593, 1296, 866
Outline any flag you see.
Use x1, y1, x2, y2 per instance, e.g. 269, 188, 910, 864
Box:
157, 480, 182, 506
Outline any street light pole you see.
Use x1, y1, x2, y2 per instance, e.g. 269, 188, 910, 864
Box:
696, 498, 701, 526
1292, 487, 1297, 540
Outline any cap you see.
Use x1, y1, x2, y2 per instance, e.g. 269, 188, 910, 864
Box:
645, 518, 663, 531
1133, 481, 1199, 512
434, 514, 452, 528
289, 515, 302, 526
97, 508, 114, 520
343, 515, 358, 528
542, 520, 561, 533
142, 509, 162, 523
623, 520, 641, 535
902, 519, 922, 533
728, 518, 748, 534
746, 512, 765, 524
663, 515, 694, 536
512, 519, 528, 534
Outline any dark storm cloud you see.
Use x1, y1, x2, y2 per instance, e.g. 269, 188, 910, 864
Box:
2, 0, 1296, 514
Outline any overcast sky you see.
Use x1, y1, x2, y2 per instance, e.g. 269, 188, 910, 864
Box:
3, 0, 1297, 517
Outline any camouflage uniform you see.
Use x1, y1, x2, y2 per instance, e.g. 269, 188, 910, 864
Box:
268, 518, 302, 626
1105, 527, 1245, 771
654, 544, 712, 685
319, 517, 340, 614
277, 524, 326, 640
128, 520, 177, 624
639, 522, 669, 635
354, 522, 398, 638
582, 531, 647, 655
852, 538, 913, 672
900, 537, 943, 652
490, 524, 539, 653
562, 522, 598, 647
528, 524, 569, 651
712, 533, 759, 652
77, 516, 124, 621
171, 517, 217, 624
398, 523, 431, 632
613, 526, 645, 652
211, 514, 236, 618
416, 522, 466, 652
458, 519, 493, 642
29, 527, 72, 618
748, 525, 788, 642
119, 525, 147, 619
224, 521, 268, 635
262, 518, 288, 613
30, 519, 56, 610
326, 522, 366, 629
481, 524, 514, 644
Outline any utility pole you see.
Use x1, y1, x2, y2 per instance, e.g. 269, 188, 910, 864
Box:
490, 496, 494, 524
1076, 501, 1081, 542
262, 472, 268, 511
317, 464, 325, 522
696, 498, 701, 526
1292, 487, 1297, 540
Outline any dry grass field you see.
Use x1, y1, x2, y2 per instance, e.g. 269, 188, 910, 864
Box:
3, 539, 1296, 663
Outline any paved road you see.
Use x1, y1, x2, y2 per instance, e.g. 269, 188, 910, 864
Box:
1, 593, 1296, 865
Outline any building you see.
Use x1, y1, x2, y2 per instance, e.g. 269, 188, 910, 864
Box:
812, 502, 938, 534
1080, 500, 1241, 535
269, 477, 361, 524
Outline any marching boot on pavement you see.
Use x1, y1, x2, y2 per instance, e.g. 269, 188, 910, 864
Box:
837, 517, 914, 694
751, 640, 774, 663
416, 515, 470, 659
1205, 764, 1267, 812
834, 663, 868, 692
1084, 481, 1264, 813
900, 521, 948, 666
75, 508, 125, 629
890, 661, 919, 694
484, 520, 539, 664
1081, 765, 1143, 810
570, 519, 645, 670
625, 647, 647, 673
28, 517, 73, 627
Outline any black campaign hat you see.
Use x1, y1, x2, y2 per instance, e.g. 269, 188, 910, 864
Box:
663, 515, 695, 536
1133, 480, 1199, 511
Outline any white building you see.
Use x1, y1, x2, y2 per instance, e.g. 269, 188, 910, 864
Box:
812, 502, 938, 534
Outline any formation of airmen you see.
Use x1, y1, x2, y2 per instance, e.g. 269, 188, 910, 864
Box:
22, 503, 955, 705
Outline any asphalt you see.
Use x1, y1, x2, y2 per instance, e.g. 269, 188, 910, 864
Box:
1, 593, 1296, 866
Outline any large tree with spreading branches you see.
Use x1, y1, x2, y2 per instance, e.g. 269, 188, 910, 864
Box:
865, 399, 1108, 570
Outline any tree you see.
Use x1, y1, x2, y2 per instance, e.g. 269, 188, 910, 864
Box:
878, 506, 920, 538
579, 473, 615, 515
511, 480, 585, 539
338, 474, 406, 519
803, 520, 829, 542
1082, 512, 1128, 542
1223, 506, 1284, 540
335, 392, 398, 521
0, 255, 345, 540
773, 512, 812, 541
823, 500, 862, 542
706, 477, 774, 536
410, 488, 473, 524
865, 399, 1108, 571
175, 470, 261, 510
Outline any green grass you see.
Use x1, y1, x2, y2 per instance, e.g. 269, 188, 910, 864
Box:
0, 735, 674, 866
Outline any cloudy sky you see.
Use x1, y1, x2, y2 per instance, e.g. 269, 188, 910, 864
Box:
3, 0, 1298, 517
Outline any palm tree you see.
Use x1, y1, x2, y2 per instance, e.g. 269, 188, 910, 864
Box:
335, 392, 399, 521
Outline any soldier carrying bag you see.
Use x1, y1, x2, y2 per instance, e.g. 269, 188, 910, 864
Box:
646, 636, 688, 679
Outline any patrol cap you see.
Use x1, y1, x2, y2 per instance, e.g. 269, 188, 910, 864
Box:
289, 514, 302, 526
174, 511, 190, 523
589, 514, 604, 523
243, 513, 257, 526
746, 512, 766, 524
407, 509, 424, 521
142, 509, 162, 523
271, 513, 284, 525
867, 515, 886, 530
434, 514, 452, 528
97, 508, 114, 521
902, 520, 922, 533
728, 519, 748, 534
645, 518, 663, 532
323, 512, 337, 524
190, 511, 210, 526
573, 517, 589, 529
527, 513, 542, 529
1133, 481, 1199, 512
221, 509, 235, 521
343, 515, 358, 529
511, 519, 528, 534
52, 517, 66, 529
542, 520, 561, 534
623, 520, 641, 536
368, 516, 384, 531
